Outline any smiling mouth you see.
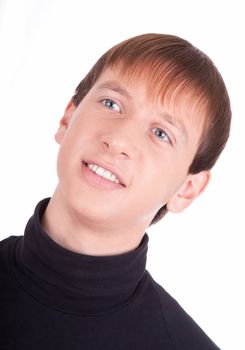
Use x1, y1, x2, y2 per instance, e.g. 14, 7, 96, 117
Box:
83, 162, 125, 187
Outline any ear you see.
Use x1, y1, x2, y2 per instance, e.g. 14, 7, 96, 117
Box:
167, 171, 211, 213
55, 99, 76, 144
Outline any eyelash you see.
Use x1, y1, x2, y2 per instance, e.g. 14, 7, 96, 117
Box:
101, 98, 172, 145
151, 127, 172, 144
102, 98, 121, 112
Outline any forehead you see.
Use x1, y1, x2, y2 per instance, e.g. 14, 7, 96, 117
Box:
91, 67, 206, 135
86, 68, 203, 149
94, 65, 206, 107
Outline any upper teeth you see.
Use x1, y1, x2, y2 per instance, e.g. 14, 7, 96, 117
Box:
87, 163, 120, 184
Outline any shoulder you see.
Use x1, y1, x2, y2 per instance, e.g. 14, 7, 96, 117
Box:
0, 235, 21, 272
146, 271, 221, 350
0, 235, 20, 252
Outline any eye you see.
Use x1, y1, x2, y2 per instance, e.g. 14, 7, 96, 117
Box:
102, 99, 121, 112
152, 127, 171, 144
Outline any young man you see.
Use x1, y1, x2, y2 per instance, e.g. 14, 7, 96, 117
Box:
0, 33, 231, 349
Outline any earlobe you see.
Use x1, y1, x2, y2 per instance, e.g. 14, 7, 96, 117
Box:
55, 99, 76, 144
167, 171, 211, 213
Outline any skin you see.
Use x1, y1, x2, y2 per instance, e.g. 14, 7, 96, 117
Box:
41, 67, 210, 256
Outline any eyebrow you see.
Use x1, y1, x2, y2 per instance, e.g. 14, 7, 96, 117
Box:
96, 81, 132, 99
96, 81, 187, 139
158, 112, 187, 139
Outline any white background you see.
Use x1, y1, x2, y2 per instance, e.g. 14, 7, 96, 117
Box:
0, 0, 244, 348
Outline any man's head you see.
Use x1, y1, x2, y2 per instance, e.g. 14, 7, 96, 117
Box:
55, 34, 231, 228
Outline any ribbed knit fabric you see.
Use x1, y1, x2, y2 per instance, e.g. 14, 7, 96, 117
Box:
0, 199, 220, 349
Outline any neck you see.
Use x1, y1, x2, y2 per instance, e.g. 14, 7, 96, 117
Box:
41, 187, 147, 256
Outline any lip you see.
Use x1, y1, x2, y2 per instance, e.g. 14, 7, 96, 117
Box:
82, 159, 127, 187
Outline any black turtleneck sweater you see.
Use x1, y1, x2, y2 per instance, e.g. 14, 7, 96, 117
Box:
0, 199, 220, 349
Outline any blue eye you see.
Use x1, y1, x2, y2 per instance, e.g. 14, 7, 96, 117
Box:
152, 127, 171, 144
102, 99, 120, 112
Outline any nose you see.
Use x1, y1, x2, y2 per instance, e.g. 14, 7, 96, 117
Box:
100, 122, 140, 159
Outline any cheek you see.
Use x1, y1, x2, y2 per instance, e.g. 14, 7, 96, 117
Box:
143, 156, 187, 204
56, 145, 72, 184
56, 131, 81, 179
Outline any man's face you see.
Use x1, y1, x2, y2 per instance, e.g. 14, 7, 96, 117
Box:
55, 68, 207, 231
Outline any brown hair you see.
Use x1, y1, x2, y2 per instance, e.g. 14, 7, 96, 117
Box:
72, 33, 231, 225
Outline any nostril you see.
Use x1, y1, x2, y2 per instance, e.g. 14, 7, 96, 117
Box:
101, 135, 133, 159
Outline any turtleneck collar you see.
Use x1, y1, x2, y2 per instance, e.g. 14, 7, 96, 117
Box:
14, 198, 149, 316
